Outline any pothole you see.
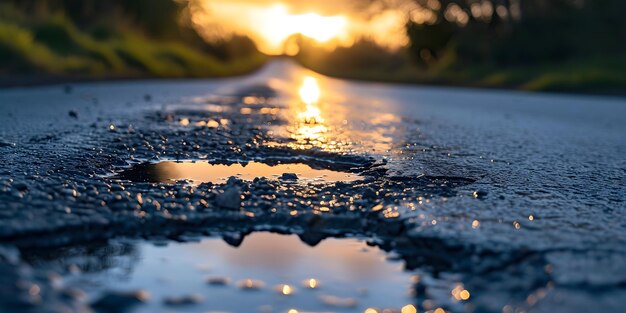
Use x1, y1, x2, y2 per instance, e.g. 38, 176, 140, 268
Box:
113, 161, 364, 185
51, 232, 417, 313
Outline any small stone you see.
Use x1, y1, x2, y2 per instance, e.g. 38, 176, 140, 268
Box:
13, 182, 28, 192
279, 173, 298, 181
10, 190, 23, 198
226, 176, 241, 185
110, 184, 125, 192
472, 190, 488, 199
298, 231, 325, 246
206, 276, 230, 286
91, 290, 149, 312
222, 233, 245, 247
163, 294, 203, 306
237, 279, 265, 290
215, 186, 241, 210
362, 187, 377, 199
62, 189, 78, 198
0, 140, 15, 148
68, 110, 78, 119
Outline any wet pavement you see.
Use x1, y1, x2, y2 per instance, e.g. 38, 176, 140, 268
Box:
0, 60, 625, 313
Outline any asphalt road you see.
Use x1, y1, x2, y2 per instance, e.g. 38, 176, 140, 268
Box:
0, 60, 625, 313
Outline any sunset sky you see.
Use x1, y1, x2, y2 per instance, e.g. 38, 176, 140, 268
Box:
187, 0, 427, 54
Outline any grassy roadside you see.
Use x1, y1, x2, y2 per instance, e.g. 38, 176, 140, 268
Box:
482, 56, 626, 94
0, 4, 267, 86
297, 54, 626, 95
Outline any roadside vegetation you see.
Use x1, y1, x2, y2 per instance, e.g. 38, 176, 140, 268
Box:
1, 0, 624, 94
296, 0, 626, 94
0, 0, 266, 84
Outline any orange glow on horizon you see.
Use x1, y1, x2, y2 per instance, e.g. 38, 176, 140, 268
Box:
191, 2, 349, 54
189, 0, 414, 55
264, 5, 347, 42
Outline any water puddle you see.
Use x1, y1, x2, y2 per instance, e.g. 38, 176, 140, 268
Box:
61, 233, 416, 313
114, 161, 363, 184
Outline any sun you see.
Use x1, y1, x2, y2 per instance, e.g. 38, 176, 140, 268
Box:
288, 12, 348, 42
195, 2, 349, 55
248, 4, 349, 54
190, 0, 411, 55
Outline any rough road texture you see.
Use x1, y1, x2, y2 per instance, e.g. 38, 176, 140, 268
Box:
1, 61, 625, 313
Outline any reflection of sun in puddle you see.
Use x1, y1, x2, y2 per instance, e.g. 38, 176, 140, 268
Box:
297, 76, 324, 125
299, 77, 321, 105
114, 161, 362, 185
289, 76, 335, 150
279, 74, 403, 154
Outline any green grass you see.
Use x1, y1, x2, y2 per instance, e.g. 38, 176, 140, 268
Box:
485, 57, 626, 93
298, 52, 626, 95
0, 21, 97, 74
0, 6, 266, 81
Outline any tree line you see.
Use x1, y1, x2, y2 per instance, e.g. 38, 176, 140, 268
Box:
406, 0, 626, 67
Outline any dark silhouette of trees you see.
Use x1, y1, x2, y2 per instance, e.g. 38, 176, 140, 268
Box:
406, 0, 626, 67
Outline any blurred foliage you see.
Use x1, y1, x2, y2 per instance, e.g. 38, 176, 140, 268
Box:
407, 0, 626, 66
0, 0, 266, 81
298, 0, 626, 93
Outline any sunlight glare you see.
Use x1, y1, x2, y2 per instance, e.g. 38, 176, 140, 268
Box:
195, 2, 348, 54
190, 0, 418, 54
298, 76, 324, 124
289, 75, 330, 150
259, 5, 348, 47
299, 76, 321, 105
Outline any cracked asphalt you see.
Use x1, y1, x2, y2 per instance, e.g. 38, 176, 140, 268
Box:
1, 60, 625, 313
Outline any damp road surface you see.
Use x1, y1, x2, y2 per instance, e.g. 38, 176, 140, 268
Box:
0, 60, 625, 313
